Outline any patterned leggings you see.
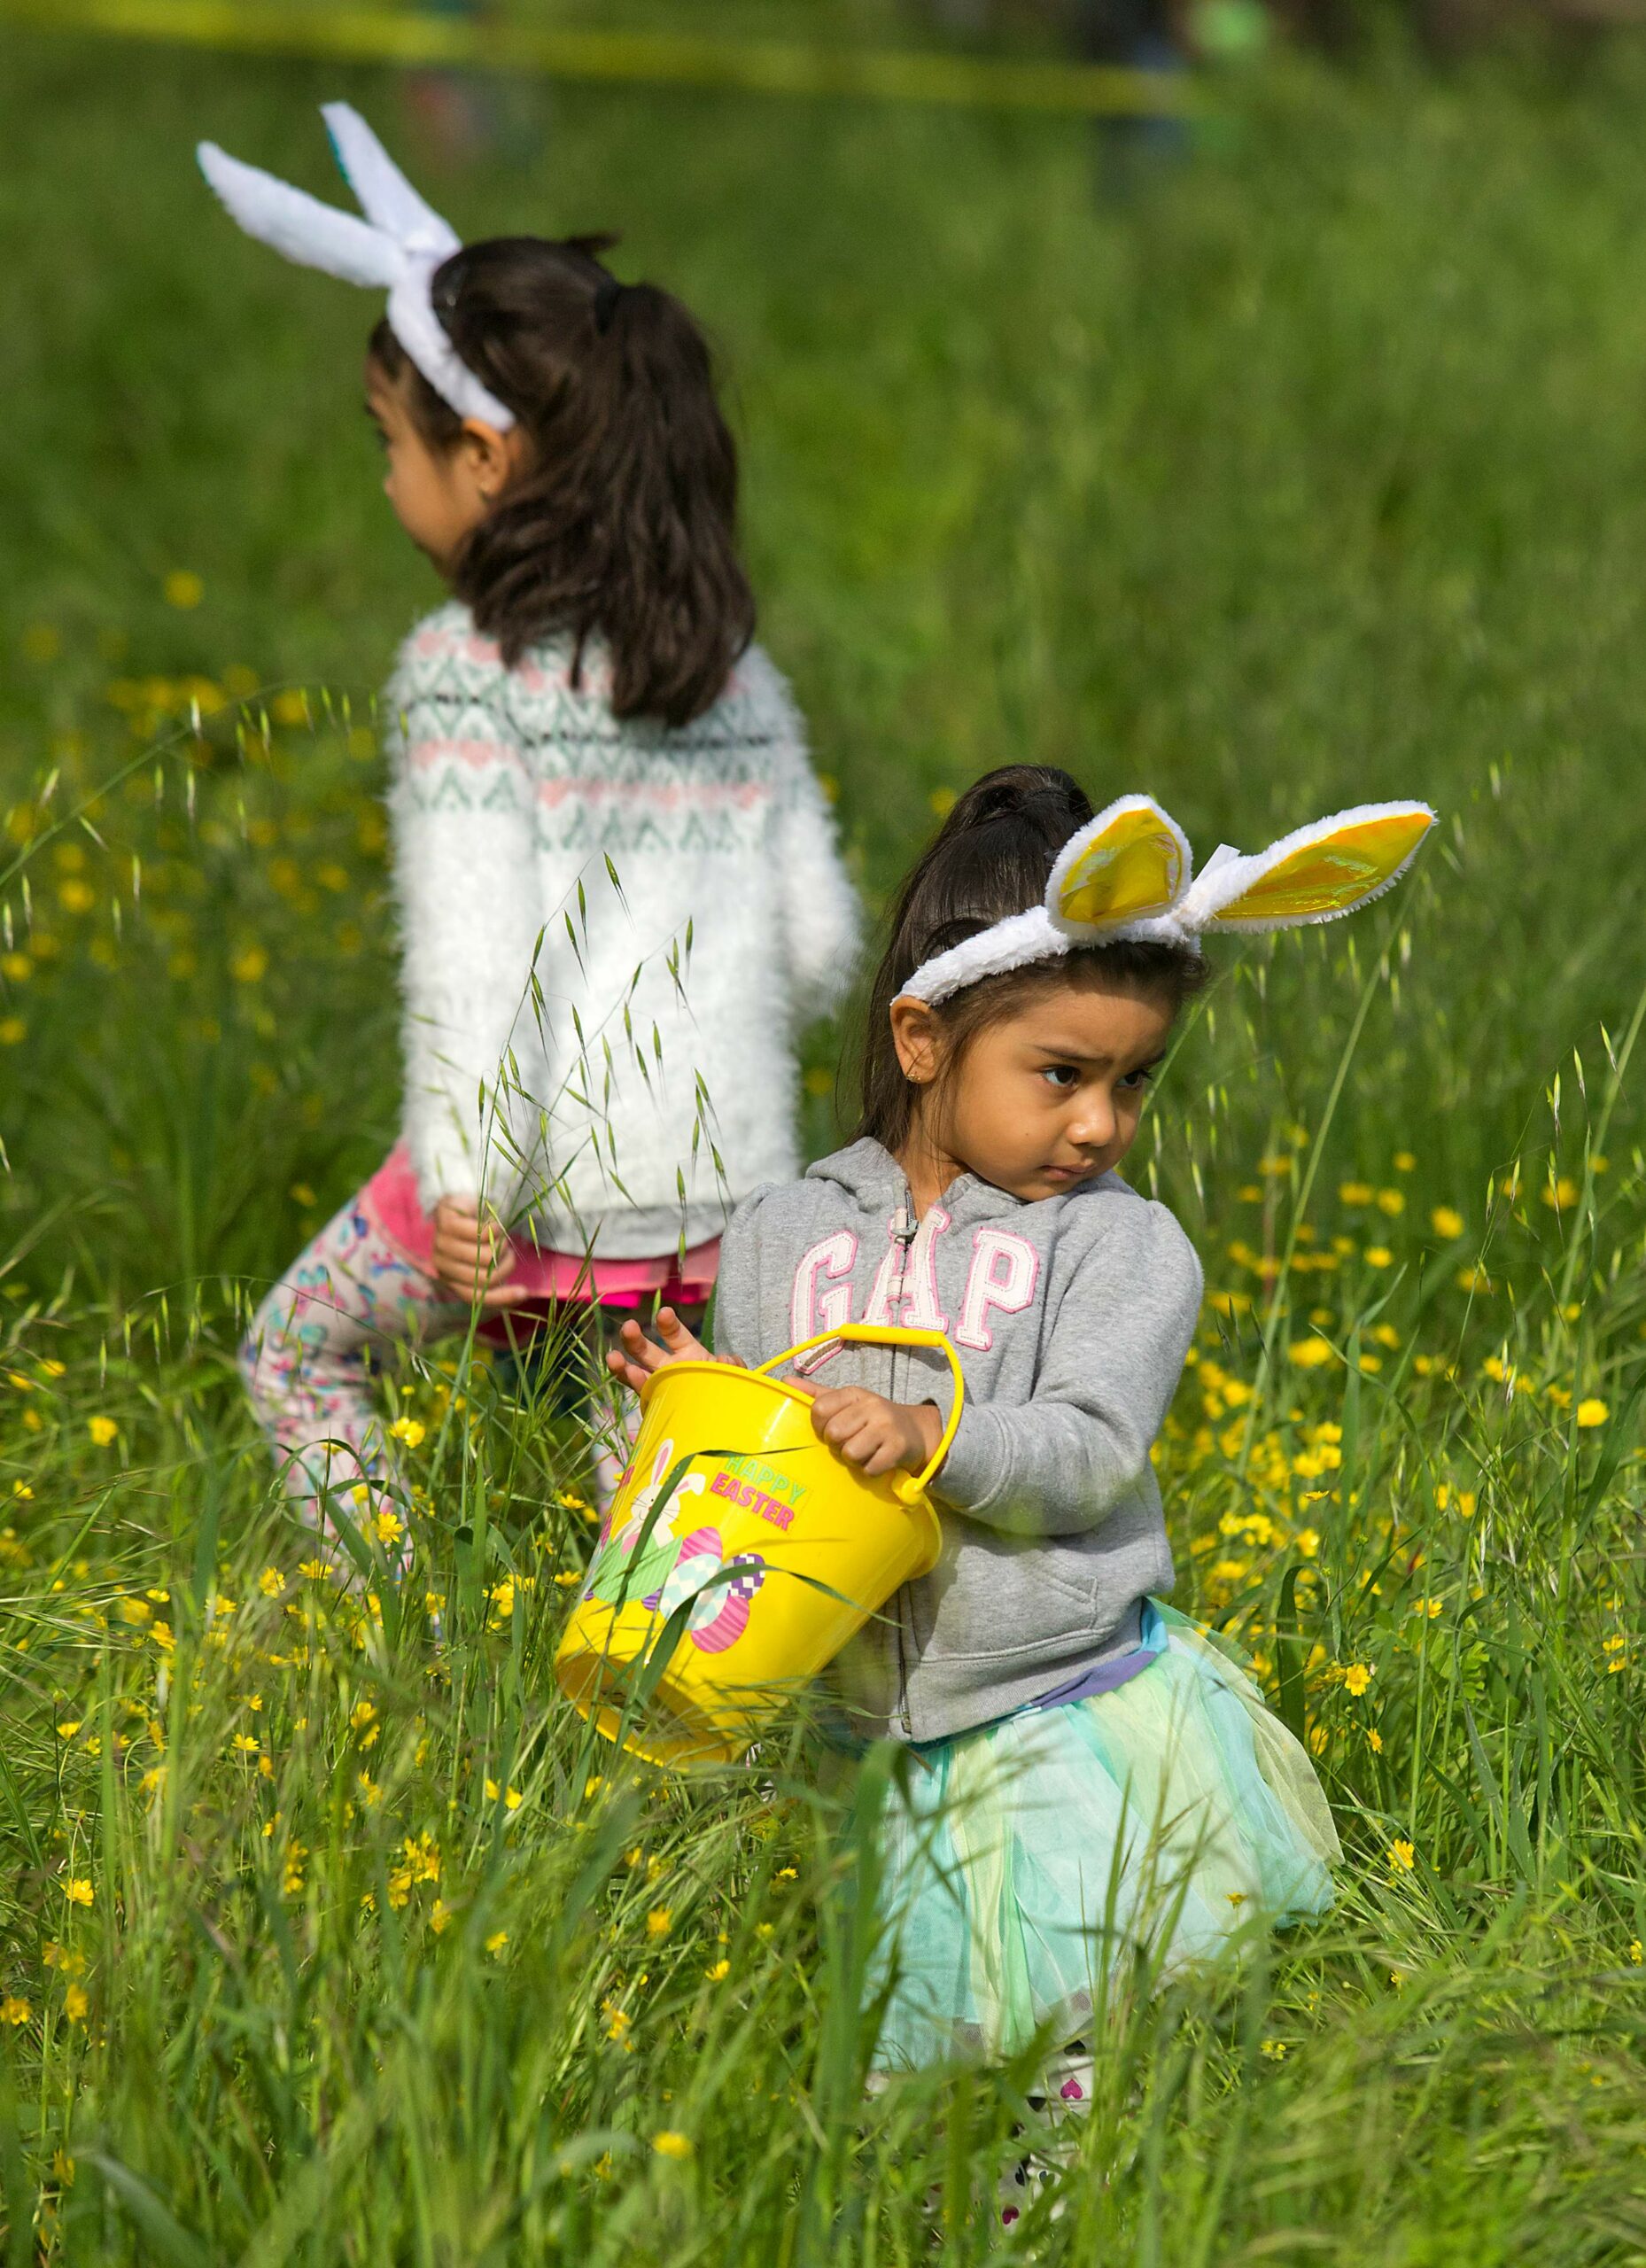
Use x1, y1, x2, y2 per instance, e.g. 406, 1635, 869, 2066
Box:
237, 1193, 639, 1537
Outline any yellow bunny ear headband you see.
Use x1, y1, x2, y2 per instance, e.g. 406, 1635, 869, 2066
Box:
898, 795, 1436, 1007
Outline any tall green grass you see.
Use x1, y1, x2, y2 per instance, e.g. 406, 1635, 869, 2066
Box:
4, 25, 1646, 2262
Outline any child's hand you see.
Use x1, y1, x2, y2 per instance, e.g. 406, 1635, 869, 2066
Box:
807, 1387, 944, 1480
605, 1307, 716, 1396
431, 1197, 530, 1308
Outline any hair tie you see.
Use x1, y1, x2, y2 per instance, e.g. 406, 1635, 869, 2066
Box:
593, 273, 625, 333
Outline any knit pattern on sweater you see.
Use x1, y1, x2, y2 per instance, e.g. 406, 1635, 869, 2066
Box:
383, 602, 861, 1257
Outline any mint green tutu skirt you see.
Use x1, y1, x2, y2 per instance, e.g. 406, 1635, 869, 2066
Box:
870, 1603, 1341, 2072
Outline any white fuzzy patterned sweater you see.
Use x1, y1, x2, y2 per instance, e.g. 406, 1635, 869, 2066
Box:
382, 602, 861, 1257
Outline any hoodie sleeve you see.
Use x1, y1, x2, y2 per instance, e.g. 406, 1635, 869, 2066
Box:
384, 610, 545, 1220
708, 1185, 774, 1369
759, 664, 861, 1025
932, 1198, 1203, 1539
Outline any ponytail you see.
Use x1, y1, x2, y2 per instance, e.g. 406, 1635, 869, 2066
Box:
369, 235, 755, 728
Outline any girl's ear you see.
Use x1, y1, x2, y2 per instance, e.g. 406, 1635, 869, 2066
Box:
457, 417, 527, 503
1191, 803, 1435, 934
889, 997, 943, 1088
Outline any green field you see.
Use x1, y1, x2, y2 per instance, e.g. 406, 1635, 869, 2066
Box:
5, 22, 1646, 2262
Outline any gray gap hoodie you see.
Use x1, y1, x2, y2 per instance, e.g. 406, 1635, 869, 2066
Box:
712, 1138, 1203, 1744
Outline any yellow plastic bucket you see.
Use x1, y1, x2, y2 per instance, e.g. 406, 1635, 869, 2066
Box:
555, 1324, 962, 1767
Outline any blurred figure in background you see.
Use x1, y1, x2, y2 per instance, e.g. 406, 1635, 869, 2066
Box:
1074, 0, 1191, 185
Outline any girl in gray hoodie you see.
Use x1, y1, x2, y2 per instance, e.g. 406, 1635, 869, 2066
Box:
608, 765, 1432, 2211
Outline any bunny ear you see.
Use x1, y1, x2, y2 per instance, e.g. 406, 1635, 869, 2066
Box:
1192, 802, 1435, 934
198, 141, 403, 289
321, 102, 461, 258
1047, 796, 1192, 938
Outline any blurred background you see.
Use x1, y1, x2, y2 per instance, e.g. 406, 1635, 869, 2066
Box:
6, 0, 1646, 1298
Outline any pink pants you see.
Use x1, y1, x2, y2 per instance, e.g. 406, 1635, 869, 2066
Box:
237, 1150, 717, 1536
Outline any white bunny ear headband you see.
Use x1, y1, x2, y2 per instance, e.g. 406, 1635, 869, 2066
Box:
899, 796, 1437, 1007
198, 102, 515, 431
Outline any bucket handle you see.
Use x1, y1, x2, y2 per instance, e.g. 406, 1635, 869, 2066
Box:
751, 1324, 965, 1508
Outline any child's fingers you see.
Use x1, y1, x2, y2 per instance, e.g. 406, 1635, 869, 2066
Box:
605, 1348, 652, 1394
617, 1318, 671, 1371
806, 1386, 857, 1425
655, 1307, 710, 1361
811, 1397, 881, 1455
434, 1223, 510, 1270
477, 1281, 532, 1309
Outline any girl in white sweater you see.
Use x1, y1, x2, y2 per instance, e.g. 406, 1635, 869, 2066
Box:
214, 109, 859, 1534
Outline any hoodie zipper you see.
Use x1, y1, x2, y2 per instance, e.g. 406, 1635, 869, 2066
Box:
888, 1188, 918, 1737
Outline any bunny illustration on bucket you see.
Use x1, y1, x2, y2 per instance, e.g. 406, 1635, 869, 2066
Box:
578, 1440, 768, 1655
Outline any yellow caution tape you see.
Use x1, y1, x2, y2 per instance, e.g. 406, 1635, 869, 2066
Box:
2, 0, 1197, 118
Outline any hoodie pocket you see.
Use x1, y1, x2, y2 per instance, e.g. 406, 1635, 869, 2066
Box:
906, 1527, 1100, 1664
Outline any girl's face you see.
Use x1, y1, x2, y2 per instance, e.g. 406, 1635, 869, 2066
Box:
365, 363, 525, 575
892, 980, 1175, 1205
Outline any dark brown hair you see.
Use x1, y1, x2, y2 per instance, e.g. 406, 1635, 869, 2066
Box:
856, 765, 1207, 1153
369, 235, 755, 727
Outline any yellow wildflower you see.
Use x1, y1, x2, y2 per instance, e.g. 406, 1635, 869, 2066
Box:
1343, 1664, 1373, 1697
1, 1996, 31, 2026
1393, 1152, 1416, 1172
65, 1983, 89, 2021
1542, 1176, 1580, 1212
651, 2132, 693, 2161
389, 1416, 426, 1449
231, 1733, 260, 1756
63, 1879, 93, 1907
1288, 1337, 1332, 1369
1376, 1189, 1405, 1216
486, 1930, 509, 1956
87, 1416, 117, 1448
1366, 1728, 1384, 1753
1431, 1206, 1464, 1239
163, 569, 204, 609
1339, 1182, 1373, 1207
1260, 2039, 1288, 2061
647, 1908, 672, 1938
1388, 1838, 1416, 1874
1364, 1247, 1393, 1270
1577, 1399, 1609, 1429
705, 1957, 731, 1983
